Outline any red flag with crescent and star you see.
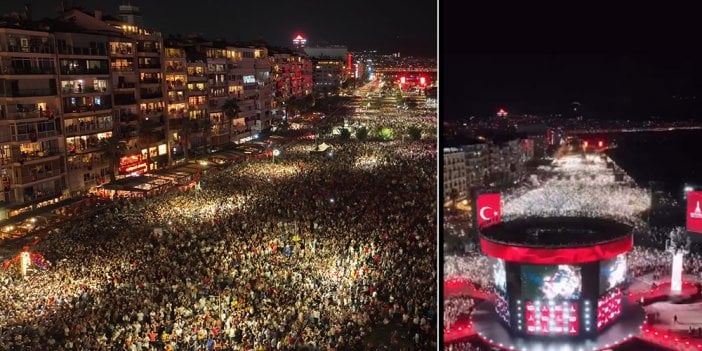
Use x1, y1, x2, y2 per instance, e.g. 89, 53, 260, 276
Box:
477, 193, 501, 228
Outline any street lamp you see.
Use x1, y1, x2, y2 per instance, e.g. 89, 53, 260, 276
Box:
272, 149, 281, 163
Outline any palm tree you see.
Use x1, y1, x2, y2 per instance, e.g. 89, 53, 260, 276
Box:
99, 136, 126, 183
178, 118, 197, 160
198, 118, 213, 153
138, 118, 159, 145
222, 99, 240, 145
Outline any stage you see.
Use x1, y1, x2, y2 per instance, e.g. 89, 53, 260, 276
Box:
471, 301, 647, 351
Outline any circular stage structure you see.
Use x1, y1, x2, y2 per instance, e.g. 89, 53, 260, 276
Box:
479, 217, 635, 340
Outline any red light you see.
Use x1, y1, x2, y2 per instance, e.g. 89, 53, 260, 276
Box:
598, 140, 604, 148
420, 77, 426, 85
583, 141, 589, 148
400, 76, 406, 84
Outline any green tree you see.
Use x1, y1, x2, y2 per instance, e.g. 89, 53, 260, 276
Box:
178, 118, 197, 160
356, 127, 368, 141
99, 136, 126, 183
339, 128, 351, 140
222, 99, 240, 143
284, 96, 300, 118
377, 127, 394, 141
198, 118, 213, 153
408, 126, 422, 141
138, 118, 160, 145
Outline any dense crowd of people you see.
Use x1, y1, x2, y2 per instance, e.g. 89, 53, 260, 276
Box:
502, 154, 650, 226
442, 297, 474, 331
0, 137, 436, 350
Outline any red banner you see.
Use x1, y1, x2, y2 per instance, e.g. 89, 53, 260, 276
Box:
480, 235, 633, 265
477, 193, 501, 228
687, 191, 702, 233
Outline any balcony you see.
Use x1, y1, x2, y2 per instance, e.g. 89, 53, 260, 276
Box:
67, 137, 105, 154
114, 94, 137, 105
61, 86, 109, 95
187, 87, 207, 95
138, 63, 162, 70
166, 65, 185, 72
167, 80, 186, 90
4, 44, 54, 54
63, 103, 112, 114
114, 81, 136, 89
118, 126, 138, 139
139, 78, 162, 85
111, 48, 134, 56
3, 109, 57, 120
137, 46, 160, 54
112, 65, 134, 72
0, 66, 55, 75
60, 67, 109, 75
68, 158, 107, 171
140, 91, 163, 100
141, 107, 164, 117
12, 130, 59, 142
64, 122, 113, 136
119, 113, 139, 123
58, 47, 107, 56
167, 95, 186, 104
1, 88, 57, 98
168, 108, 187, 118
18, 169, 63, 185
14, 148, 63, 164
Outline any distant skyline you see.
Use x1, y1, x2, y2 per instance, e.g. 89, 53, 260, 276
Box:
0, 0, 436, 57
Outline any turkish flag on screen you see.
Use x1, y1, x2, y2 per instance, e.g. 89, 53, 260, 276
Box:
687, 191, 702, 233
477, 193, 501, 228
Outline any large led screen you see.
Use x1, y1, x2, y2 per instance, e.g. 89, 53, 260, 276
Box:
599, 253, 627, 294
525, 300, 579, 335
521, 264, 582, 300
492, 258, 507, 294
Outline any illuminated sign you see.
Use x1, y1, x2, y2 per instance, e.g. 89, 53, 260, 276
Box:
119, 154, 148, 175
158, 144, 167, 156
687, 191, 702, 233
476, 193, 501, 228
597, 288, 622, 330
525, 300, 579, 335
243, 75, 256, 84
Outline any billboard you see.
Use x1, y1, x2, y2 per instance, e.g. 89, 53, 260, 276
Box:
521, 264, 582, 300
477, 193, 501, 228
599, 254, 627, 294
687, 191, 702, 233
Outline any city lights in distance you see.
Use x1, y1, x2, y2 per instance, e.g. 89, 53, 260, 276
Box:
497, 108, 508, 117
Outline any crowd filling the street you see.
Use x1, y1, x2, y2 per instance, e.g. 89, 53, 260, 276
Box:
0, 133, 437, 350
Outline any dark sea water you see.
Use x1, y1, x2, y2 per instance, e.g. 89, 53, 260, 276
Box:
604, 130, 702, 195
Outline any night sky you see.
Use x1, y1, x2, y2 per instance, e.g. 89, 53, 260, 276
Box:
444, 54, 702, 121
1, 0, 436, 56
442, 3, 702, 121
